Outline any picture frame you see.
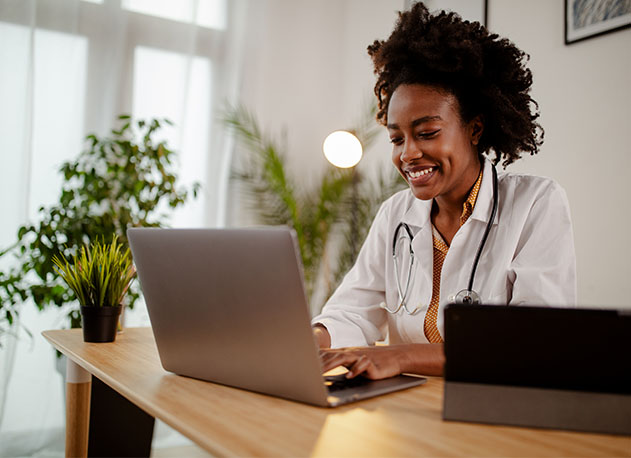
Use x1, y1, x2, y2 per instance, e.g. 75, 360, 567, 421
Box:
565, 0, 631, 44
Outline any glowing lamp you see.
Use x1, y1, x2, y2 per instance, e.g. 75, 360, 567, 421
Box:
322, 130, 363, 168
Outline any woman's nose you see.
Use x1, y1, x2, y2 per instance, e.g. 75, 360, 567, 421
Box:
400, 139, 422, 163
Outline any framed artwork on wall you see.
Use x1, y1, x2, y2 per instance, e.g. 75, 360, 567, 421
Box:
565, 0, 631, 44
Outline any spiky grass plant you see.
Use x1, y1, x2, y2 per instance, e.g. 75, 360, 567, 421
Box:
52, 236, 136, 308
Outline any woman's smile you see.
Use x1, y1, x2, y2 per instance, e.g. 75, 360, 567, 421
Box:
403, 165, 437, 185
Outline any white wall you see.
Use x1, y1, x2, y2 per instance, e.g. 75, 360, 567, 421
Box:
234, 0, 631, 308
230, 0, 402, 225
489, 0, 631, 308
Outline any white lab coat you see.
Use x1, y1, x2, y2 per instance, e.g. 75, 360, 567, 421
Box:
313, 159, 577, 348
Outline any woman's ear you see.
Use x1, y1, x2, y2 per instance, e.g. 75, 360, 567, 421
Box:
469, 115, 484, 146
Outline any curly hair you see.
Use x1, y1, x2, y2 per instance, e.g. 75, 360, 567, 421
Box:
367, 2, 543, 166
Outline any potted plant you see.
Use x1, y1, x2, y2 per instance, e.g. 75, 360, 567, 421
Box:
52, 236, 136, 342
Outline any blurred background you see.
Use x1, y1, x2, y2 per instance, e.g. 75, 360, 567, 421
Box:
0, 0, 629, 455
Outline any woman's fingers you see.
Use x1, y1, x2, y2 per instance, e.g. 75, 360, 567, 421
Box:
346, 355, 373, 378
319, 350, 360, 373
319, 350, 382, 379
319, 346, 405, 380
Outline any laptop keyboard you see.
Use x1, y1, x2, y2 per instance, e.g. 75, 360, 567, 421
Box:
324, 374, 372, 392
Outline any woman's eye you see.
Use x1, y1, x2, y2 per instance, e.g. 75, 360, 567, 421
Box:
418, 130, 440, 138
389, 137, 403, 145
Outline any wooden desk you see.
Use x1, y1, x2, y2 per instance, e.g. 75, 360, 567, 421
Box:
43, 328, 631, 457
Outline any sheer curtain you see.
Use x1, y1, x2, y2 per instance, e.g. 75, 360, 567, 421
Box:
0, 0, 246, 454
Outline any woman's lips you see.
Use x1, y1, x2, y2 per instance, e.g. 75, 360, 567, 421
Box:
405, 166, 437, 185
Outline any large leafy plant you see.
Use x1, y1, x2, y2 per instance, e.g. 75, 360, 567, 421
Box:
0, 115, 198, 330
225, 105, 405, 310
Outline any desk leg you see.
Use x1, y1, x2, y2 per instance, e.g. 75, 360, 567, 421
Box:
65, 360, 91, 458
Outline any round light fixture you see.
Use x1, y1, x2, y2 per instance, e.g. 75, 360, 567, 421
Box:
322, 130, 363, 168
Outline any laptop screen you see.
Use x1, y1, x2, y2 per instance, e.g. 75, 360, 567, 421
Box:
443, 304, 631, 395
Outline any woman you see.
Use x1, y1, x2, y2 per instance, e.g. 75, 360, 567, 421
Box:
312, 3, 576, 380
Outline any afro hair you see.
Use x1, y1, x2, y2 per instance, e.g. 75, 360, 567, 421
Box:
368, 2, 543, 166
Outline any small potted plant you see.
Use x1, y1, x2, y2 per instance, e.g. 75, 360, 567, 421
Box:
52, 236, 136, 342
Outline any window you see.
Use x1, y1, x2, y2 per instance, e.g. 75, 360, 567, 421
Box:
0, 0, 231, 446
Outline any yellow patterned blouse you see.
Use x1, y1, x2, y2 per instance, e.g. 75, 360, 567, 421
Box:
423, 169, 483, 343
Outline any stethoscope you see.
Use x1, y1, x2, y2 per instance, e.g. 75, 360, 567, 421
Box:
380, 164, 499, 315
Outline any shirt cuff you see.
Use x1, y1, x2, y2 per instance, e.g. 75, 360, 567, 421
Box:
311, 317, 370, 348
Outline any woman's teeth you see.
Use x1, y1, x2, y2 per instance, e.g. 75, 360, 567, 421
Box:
408, 167, 433, 178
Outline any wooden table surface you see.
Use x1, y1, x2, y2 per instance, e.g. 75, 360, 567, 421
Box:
42, 328, 631, 457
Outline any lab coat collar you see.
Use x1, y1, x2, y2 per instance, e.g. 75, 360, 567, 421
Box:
399, 193, 432, 230
398, 157, 498, 230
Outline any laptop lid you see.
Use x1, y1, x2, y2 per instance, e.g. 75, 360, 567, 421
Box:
128, 227, 426, 407
128, 227, 329, 405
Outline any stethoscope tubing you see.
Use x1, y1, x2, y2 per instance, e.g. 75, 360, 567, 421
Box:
466, 164, 498, 293
390, 222, 419, 314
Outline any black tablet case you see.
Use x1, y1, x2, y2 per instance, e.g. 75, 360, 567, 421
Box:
443, 304, 631, 435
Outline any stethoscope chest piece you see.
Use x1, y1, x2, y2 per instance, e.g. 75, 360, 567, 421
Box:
453, 289, 481, 305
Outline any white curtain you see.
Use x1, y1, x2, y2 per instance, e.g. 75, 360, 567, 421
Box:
0, 0, 247, 454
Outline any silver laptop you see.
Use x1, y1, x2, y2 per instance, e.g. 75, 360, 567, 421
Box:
127, 227, 426, 407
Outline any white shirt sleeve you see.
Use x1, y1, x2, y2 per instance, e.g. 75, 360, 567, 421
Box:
311, 203, 390, 348
507, 179, 577, 306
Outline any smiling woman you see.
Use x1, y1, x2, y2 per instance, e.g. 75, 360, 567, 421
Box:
312, 2, 576, 381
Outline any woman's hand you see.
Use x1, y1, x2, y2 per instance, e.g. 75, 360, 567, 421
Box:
320, 346, 404, 379
320, 344, 445, 380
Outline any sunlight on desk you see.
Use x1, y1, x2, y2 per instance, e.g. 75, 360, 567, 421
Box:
312, 408, 414, 456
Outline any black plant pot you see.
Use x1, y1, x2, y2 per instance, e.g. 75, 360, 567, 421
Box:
81, 305, 122, 343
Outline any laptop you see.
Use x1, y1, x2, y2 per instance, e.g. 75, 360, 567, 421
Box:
442, 303, 631, 435
127, 227, 426, 407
